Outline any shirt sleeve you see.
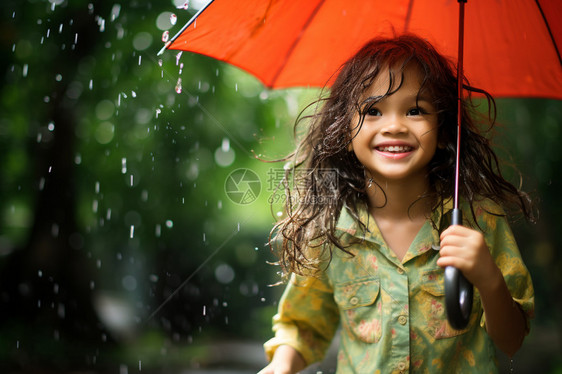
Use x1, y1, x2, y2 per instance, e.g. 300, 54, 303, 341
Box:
263, 272, 340, 365
477, 201, 535, 332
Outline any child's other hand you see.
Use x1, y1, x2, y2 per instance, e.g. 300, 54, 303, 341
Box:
258, 345, 306, 374
437, 225, 502, 291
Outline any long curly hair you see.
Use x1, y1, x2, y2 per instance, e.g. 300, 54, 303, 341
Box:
269, 34, 534, 276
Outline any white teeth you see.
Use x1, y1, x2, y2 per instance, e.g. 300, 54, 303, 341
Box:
378, 145, 412, 152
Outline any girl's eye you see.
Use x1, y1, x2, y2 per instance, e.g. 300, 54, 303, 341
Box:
366, 107, 381, 116
407, 107, 427, 116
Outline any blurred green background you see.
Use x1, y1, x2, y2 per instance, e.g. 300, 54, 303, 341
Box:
0, 0, 560, 373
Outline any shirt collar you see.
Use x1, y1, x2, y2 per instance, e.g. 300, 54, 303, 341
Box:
335, 198, 455, 253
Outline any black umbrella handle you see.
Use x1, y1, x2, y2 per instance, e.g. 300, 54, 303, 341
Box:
444, 208, 473, 330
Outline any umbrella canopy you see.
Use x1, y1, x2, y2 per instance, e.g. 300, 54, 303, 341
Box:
163, 0, 561, 99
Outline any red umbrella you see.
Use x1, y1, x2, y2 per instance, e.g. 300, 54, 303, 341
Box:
159, 0, 561, 329
160, 0, 562, 99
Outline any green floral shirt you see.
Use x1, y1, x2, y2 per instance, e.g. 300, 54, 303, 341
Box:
264, 199, 534, 373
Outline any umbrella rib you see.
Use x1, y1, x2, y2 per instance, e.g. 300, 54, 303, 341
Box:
534, 0, 562, 66
403, 0, 415, 32
269, 0, 326, 88
157, 0, 216, 56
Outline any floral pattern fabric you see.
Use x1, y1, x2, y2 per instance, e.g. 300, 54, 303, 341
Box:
264, 199, 534, 373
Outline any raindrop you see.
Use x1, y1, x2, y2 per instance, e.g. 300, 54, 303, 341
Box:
51, 223, 59, 238
95, 181, 100, 193
74, 153, 82, 164
221, 138, 230, 152
149, 274, 159, 282
92, 199, 98, 213
111, 4, 121, 21
22, 64, 28, 77
131, 91, 137, 98
96, 259, 101, 269
202, 305, 206, 316
175, 78, 182, 94
46, 28, 51, 38
38, 270, 43, 278
122, 275, 137, 291
130, 174, 134, 186
215, 263, 235, 284
177, 1, 189, 10
170, 14, 177, 25
155, 108, 161, 118
203, 232, 206, 242
139, 361, 142, 371
129, 225, 134, 238
155, 224, 161, 237
74, 33, 78, 44
121, 158, 127, 174
165, 220, 173, 228
48, 122, 55, 131
175, 51, 183, 65
138, 55, 142, 66
89, 79, 93, 90
55, 74, 62, 82
39, 177, 45, 191
58, 23, 63, 33
119, 365, 128, 374
161, 30, 170, 43
97, 16, 106, 32
57, 303, 65, 319
106, 208, 112, 220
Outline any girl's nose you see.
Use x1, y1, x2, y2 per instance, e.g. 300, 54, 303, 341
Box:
380, 115, 407, 134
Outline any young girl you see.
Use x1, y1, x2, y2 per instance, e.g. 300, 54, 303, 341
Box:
259, 35, 535, 373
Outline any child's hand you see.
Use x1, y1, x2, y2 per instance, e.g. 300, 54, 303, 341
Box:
437, 225, 502, 291
258, 345, 306, 374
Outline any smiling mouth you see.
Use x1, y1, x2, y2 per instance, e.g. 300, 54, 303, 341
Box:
375, 145, 414, 153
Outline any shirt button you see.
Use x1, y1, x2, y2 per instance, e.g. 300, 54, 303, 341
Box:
398, 315, 407, 325
397, 267, 404, 274
398, 362, 406, 371
349, 296, 359, 305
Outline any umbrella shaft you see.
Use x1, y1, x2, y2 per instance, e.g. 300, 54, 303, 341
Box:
454, 0, 466, 210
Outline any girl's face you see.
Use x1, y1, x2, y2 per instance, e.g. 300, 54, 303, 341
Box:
350, 63, 438, 186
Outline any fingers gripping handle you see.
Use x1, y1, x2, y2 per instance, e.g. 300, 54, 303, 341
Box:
444, 208, 474, 330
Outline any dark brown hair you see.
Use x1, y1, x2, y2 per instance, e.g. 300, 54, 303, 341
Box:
270, 34, 533, 275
